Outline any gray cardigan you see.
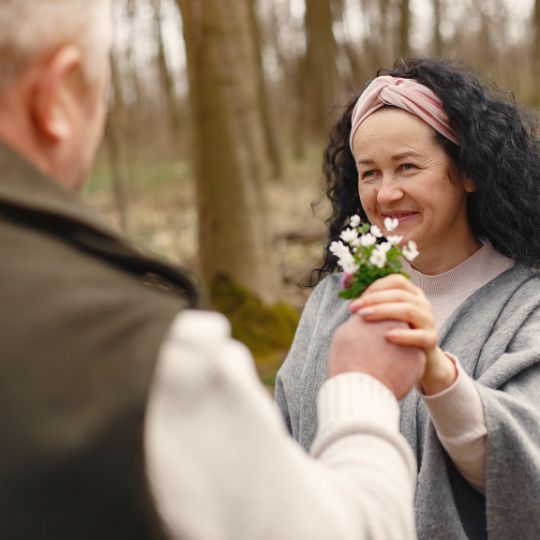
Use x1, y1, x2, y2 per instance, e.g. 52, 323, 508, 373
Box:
276, 264, 540, 539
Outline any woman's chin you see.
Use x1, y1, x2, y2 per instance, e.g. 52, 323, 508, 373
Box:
399, 230, 419, 246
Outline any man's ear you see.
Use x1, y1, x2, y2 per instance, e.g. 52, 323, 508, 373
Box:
464, 174, 476, 193
31, 45, 84, 142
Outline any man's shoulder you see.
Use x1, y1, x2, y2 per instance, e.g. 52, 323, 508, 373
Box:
0, 211, 188, 346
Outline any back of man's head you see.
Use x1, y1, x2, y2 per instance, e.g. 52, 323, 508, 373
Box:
0, 0, 112, 190
0, 0, 111, 85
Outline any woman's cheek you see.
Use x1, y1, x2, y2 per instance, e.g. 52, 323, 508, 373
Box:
358, 186, 375, 217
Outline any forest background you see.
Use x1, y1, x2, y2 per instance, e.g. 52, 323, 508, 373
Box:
88, 0, 540, 386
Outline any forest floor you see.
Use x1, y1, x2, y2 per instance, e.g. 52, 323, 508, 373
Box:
85, 146, 331, 385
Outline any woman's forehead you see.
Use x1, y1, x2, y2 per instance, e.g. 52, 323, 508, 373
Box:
352, 108, 439, 159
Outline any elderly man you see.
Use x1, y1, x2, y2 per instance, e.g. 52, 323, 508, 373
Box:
0, 2, 425, 539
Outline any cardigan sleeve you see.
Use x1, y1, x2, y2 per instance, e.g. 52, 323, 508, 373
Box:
275, 277, 333, 438
472, 304, 540, 538
145, 310, 417, 540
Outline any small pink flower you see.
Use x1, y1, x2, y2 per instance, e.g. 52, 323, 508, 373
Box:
340, 272, 354, 289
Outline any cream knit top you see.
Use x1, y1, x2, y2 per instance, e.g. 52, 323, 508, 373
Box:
404, 240, 514, 331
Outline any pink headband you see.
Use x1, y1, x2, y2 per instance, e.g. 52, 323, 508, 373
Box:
349, 76, 460, 151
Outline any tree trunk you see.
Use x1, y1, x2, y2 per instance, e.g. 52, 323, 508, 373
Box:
398, 0, 411, 58
374, 0, 393, 70
152, 0, 181, 136
125, 0, 143, 156
248, 0, 284, 180
304, 0, 341, 139
292, 53, 308, 160
106, 51, 130, 234
534, 0, 540, 106
177, 0, 280, 304
432, 0, 444, 56
334, 0, 365, 87
477, 2, 494, 70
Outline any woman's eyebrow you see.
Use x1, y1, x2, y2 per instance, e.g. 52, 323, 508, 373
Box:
356, 150, 423, 166
356, 158, 375, 166
392, 150, 423, 160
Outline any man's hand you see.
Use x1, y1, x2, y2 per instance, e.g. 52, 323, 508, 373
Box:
328, 316, 425, 400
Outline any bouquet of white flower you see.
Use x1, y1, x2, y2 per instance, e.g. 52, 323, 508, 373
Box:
330, 215, 419, 299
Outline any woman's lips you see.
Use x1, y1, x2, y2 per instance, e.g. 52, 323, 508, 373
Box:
382, 212, 418, 225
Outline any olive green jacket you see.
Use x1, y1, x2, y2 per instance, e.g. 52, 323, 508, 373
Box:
0, 142, 196, 540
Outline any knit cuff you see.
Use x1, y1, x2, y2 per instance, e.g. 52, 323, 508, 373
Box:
421, 355, 487, 440
317, 372, 400, 434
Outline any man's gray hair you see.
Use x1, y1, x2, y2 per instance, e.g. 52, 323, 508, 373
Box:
0, 0, 112, 82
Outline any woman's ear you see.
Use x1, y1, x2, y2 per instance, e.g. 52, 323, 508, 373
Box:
31, 45, 83, 142
464, 174, 476, 193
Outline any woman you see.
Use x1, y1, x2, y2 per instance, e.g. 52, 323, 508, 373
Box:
275, 57, 540, 540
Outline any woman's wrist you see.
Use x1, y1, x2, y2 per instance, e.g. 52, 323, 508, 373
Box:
420, 348, 458, 395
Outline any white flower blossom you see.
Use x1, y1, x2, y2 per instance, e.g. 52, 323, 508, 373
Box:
402, 240, 419, 262
350, 215, 361, 228
384, 217, 399, 232
329, 240, 348, 257
335, 218, 421, 298
370, 249, 387, 268
340, 228, 358, 244
338, 251, 359, 274
359, 233, 376, 247
330, 241, 359, 273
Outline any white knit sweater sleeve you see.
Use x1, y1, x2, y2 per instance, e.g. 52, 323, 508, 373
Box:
144, 310, 417, 540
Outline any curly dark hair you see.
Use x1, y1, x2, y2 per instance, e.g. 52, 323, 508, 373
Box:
311, 57, 540, 284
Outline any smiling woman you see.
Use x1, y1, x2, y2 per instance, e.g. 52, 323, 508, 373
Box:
275, 57, 540, 540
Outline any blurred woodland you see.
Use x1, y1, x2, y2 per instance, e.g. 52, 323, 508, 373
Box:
87, 0, 540, 383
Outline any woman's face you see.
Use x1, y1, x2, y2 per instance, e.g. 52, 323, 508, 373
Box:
351, 107, 476, 270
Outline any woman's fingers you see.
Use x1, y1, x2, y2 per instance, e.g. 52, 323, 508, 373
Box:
356, 301, 434, 330
351, 275, 425, 309
363, 274, 420, 296
386, 331, 457, 393
350, 289, 430, 312
384, 327, 438, 351
349, 275, 438, 353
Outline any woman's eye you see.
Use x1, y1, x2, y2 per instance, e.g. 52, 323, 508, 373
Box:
400, 163, 417, 171
360, 169, 376, 179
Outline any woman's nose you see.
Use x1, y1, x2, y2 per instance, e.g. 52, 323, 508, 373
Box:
376, 177, 403, 206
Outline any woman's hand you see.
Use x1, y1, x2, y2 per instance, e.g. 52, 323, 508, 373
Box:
349, 274, 457, 395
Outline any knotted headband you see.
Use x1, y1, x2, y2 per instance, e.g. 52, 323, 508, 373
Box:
349, 76, 460, 151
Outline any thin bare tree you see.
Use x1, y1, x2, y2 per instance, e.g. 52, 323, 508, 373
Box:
398, 0, 411, 58
433, 0, 444, 56
249, 0, 284, 180
303, 0, 342, 138
152, 0, 181, 136
106, 50, 130, 233
532, 0, 540, 106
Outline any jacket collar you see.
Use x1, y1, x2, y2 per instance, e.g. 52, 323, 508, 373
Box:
0, 141, 127, 240
0, 141, 199, 304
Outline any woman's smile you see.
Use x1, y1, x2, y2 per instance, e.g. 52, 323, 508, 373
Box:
380, 211, 419, 228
